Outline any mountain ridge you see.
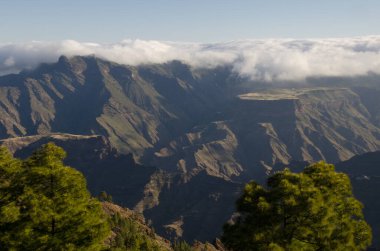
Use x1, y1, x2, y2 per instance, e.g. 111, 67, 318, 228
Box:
1, 56, 380, 244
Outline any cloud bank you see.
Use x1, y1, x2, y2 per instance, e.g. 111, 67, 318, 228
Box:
1, 36, 380, 81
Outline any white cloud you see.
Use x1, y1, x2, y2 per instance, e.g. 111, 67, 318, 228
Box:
1, 36, 380, 81
3, 56, 15, 67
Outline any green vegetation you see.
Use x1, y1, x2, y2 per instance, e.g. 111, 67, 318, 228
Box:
3, 142, 371, 250
173, 241, 193, 251
0, 142, 203, 251
99, 191, 114, 202
107, 212, 166, 251
0, 143, 109, 250
222, 161, 372, 251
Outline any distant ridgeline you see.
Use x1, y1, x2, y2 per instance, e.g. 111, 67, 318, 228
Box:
1, 55, 380, 247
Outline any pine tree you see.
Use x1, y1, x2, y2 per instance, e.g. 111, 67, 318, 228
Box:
0, 143, 110, 250
0, 146, 23, 248
222, 161, 372, 251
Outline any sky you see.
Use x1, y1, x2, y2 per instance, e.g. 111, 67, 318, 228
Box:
1, 1, 380, 81
1, 0, 380, 43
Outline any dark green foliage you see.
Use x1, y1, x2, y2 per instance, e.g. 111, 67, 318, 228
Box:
107, 212, 165, 251
173, 240, 193, 251
0, 143, 110, 250
222, 161, 372, 251
99, 191, 114, 202
0, 147, 23, 242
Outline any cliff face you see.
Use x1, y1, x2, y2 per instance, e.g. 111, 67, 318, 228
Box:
153, 88, 380, 182
233, 88, 380, 165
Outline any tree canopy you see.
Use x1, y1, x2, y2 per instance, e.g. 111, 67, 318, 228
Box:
222, 161, 372, 251
0, 143, 110, 250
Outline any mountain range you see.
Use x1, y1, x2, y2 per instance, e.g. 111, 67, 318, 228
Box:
0, 55, 380, 247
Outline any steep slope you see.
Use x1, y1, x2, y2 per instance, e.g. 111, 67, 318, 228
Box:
153, 88, 380, 182
234, 88, 380, 164
0, 56, 239, 160
141, 172, 242, 242
153, 121, 244, 180
102, 202, 173, 250
351, 86, 380, 127
103, 202, 226, 250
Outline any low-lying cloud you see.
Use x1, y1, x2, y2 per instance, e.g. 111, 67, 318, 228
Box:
1, 36, 380, 81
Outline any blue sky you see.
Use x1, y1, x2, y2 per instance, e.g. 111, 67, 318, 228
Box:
0, 0, 379, 43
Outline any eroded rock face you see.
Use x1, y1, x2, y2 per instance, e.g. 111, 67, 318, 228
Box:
153, 121, 244, 180
233, 88, 380, 165
0, 56, 239, 160
153, 88, 380, 183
